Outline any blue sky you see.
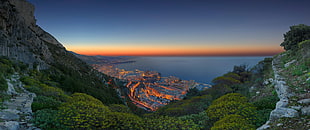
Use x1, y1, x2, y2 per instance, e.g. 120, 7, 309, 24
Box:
27, 0, 310, 56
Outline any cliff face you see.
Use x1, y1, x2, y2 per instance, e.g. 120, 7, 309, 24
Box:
0, 0, 65, 70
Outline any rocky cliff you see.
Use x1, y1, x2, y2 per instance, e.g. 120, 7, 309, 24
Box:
0, 0, 65, 70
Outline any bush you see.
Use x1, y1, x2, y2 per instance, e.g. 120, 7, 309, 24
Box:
206, 93, 257, 124
211, 114, 255, 130
253, 95, 278, 110
0, 75, 7, 91
179, 111, 212, 129
32, 109, 67, 130
143, 116, 199, 130
57, 93, 111, 129
298, 39, 310, 48
155, 95, 212, 116
108, 104, 132, 113
22, 76, 69, 102
255, 109, 273, 127
32, 96, 62, 112
105, 112, 144, 129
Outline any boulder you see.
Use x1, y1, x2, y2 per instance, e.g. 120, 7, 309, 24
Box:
269, 107, 299, 121
284, 60, 296, 68
0, 111, 20, 120
4, 121, 19, 130
298, 98, 310, 104
301, 106, 310, 116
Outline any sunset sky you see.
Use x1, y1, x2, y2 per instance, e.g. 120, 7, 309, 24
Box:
28, 0, 310, 56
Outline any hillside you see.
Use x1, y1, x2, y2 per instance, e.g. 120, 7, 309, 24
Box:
0, 0, 309, 129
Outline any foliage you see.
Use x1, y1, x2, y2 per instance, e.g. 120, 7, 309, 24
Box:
211, 114, 256, 130
32, 109, 67, 130
281, 24, 310, 50
105, 112, 144, 129
298, 39, 310, 48
155, 95, 212, 116
43, 43, 123, 105
22, 81, 69, 102
212, 76, 241, 85
108, 104, 132, 113
143, 116, 199, 130
252, 95, 278, 110
0, 57, 14, 76
206, 93, 257, 124
255, 109, 273, 127
179, 111, 212, 129
57, 93, 111, 129
0, 75, 7, 91
32, 96, 62, 112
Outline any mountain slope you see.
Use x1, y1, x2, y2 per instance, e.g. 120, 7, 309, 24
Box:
0, 0, 122, 104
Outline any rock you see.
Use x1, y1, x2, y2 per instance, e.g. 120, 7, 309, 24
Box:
284, 60, 296, 68
4, 121, 19, 130
277, 123, 283, 126
0, 111, 20, 120
269, 107, 299, 121
258, 55, 299, 129
290, 105, 302, 110
298, 98, 310, 104
6, 80, 18, 95
257, 121, 271, 130
301, 106, 310, 115
263, 78, 274, 85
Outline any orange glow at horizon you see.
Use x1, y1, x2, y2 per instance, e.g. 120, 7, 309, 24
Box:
66, 44, 284, 56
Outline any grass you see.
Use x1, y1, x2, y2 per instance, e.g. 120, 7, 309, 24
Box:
0, 93, 10, 110
269, 116, 310, 130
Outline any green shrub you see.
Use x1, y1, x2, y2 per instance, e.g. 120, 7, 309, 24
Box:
105, 112, 144, 129
211, 114, 255, 130
32, 96, 62, 112
0, 75, 7, 91
143, 116, 199, 130
298, 39, 310, 48
108, 104, 132, 113
206, 93, 257, 124
253, 95, 278, 110
179, 111, 212, 129
255, 109, 273, 127
32, 109, 67, 130
57, 93, 111, 129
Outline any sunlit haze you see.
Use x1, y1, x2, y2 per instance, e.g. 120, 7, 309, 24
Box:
28, 0, 310, 56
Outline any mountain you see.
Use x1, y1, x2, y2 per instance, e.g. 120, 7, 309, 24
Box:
0, 0, 123, 129
0, 0, 122, 102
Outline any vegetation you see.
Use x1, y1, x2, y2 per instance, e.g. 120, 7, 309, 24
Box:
206, 93, 257, 125
281, 24, 310, 51
1, 24, 309, 129
211, 114, 255, 130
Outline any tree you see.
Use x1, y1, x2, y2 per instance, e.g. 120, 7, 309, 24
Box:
281, 24, 310, 50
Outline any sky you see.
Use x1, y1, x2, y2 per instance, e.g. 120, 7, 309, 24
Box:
27, 0, 310, 56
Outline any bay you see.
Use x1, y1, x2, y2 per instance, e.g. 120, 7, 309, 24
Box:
115, 56, 267, 84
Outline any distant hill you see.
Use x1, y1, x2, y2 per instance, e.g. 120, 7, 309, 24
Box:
70, 51, 135, 64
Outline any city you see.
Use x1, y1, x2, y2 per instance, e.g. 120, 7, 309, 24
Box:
93, 64, 211, 110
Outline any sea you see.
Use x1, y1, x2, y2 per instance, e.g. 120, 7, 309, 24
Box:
115, 56, 268, 84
